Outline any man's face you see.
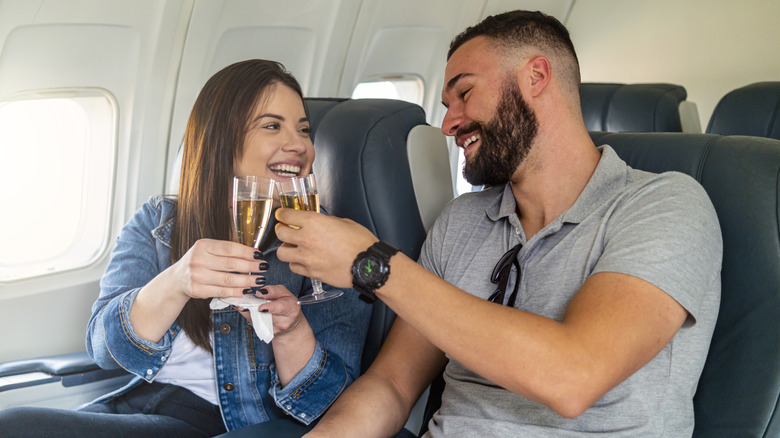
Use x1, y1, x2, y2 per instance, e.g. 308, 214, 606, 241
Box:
441, 36, 539, 186
460, 76, 538, 186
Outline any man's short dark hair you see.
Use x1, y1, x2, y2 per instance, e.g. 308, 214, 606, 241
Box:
448, 10, 580, 98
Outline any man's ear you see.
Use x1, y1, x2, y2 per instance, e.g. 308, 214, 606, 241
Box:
527, 56, 551, 97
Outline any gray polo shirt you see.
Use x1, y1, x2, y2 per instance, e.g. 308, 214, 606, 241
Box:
420, 145, 722, 437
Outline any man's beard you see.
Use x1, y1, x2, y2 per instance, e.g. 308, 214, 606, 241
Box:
461, 77, 539, 186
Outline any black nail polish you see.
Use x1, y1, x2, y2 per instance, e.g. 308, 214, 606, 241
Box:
260, 309, 269, 313
254, 251, 262, 260
242, 288, 253, 294
255, 277, 266, 286
258, 287, 269, 295
258, 262, 269, 271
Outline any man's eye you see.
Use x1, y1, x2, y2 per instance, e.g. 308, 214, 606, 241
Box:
460, 88, 471, 99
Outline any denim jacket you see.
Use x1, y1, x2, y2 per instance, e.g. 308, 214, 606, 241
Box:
85, 196, 372, 430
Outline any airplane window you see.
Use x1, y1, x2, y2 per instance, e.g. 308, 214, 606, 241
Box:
454, 150, 477, 195
351, 75, 424, 106
0, 91, 116, 282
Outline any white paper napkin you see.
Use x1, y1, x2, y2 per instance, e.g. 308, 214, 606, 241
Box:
209, 296, 274, 343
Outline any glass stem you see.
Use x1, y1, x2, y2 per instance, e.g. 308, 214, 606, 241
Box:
311, 278, 325, 295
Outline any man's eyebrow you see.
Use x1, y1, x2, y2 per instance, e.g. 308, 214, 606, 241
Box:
445, 73, 472, 93
442, 73, 472, 108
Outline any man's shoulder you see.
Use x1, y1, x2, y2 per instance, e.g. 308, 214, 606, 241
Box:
627, 169, 710, 205
426, 186, 504, 246
445, 185, 504, 213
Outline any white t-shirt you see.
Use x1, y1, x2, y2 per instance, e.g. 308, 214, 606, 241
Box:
155, 330, 219, 405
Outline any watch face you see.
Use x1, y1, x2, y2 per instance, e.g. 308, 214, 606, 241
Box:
357, 255, 383, 282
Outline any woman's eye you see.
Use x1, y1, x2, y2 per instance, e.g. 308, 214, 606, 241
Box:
300, 126, 311, 134
263, 122, 280, 130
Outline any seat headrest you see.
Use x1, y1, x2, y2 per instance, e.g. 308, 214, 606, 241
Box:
706, 81, 780, 139
304, 97, 348, 142
311, 98, 429, 258
581, 83, 688, 132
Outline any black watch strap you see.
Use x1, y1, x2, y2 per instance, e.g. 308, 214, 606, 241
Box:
369, 240, 400, 259
351, 241, 399, 303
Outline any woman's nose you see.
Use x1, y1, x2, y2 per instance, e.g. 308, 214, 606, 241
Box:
281, 129, 308, 153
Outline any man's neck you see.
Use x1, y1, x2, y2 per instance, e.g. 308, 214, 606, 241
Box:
509, 131, 601, 239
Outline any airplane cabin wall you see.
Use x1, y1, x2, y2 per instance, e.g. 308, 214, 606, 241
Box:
165, 0, 364, 189
568, 0, 780, 131
0, 0, 192, 362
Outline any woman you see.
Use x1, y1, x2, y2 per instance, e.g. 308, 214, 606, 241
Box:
0, 60, 371, 437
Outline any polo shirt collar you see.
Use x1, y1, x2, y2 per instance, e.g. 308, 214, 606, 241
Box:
486, 145, 627, 225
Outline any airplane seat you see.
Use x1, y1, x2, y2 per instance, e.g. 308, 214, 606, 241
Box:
706, 81, 780, 140
303, 97, 348, 142
414, 132, 780, 438
592, 132, 780, 438
310, 98, 452, 373
580, 82, 701, 133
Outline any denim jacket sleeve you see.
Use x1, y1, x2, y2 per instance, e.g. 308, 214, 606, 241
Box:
86, 196, 178, 382
267, 278, 372, 424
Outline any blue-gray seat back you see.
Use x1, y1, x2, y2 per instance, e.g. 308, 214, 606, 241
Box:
306, 98, 431, 372
590, 131, 780, 438
706, 81, 780, 140
581, 83, 688, 132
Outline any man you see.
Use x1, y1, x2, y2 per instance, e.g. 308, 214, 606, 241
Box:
275, 10, 721, 437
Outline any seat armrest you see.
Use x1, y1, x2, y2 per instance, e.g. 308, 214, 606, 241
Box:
0, 352, 127, 392
0, 351, 100, 376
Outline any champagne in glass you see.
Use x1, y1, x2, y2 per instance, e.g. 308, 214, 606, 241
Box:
233, 176, 275, 249
276, 175, 343, 304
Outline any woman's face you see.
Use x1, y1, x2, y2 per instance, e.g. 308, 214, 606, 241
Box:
235, 83, 314, 183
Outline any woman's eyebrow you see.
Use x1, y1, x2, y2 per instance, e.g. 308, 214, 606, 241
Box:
253, 113, 284, 122
252, 114, 309, 124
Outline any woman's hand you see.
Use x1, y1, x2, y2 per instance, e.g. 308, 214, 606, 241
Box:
235, 284, 316, 387
275, 209, 378, 289
234, 285, 306, 336
170, 238, 269, 300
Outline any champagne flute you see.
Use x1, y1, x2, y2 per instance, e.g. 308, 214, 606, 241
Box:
276, 175, 343, 304
233, 175, 275, 250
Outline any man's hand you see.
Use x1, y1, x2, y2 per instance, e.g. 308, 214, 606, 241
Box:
275, 208, 378, 288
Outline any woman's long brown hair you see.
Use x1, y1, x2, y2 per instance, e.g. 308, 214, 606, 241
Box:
170, 60, 304, 353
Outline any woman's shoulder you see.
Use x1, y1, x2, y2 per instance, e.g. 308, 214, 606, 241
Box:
123, 195, 177, 238
141, 195, 177, 220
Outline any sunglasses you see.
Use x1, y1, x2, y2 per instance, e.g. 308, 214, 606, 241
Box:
487, 243, 522, 307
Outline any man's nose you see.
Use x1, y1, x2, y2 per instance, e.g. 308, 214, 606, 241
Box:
441, 108, 463, 137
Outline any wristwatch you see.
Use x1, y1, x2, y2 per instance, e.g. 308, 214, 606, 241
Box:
351, 241, 399, 303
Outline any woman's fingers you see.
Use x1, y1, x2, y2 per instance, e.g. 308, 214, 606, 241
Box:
175, 238, 271, 299
255, 285, 304, 335
192, 239, 267, 274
